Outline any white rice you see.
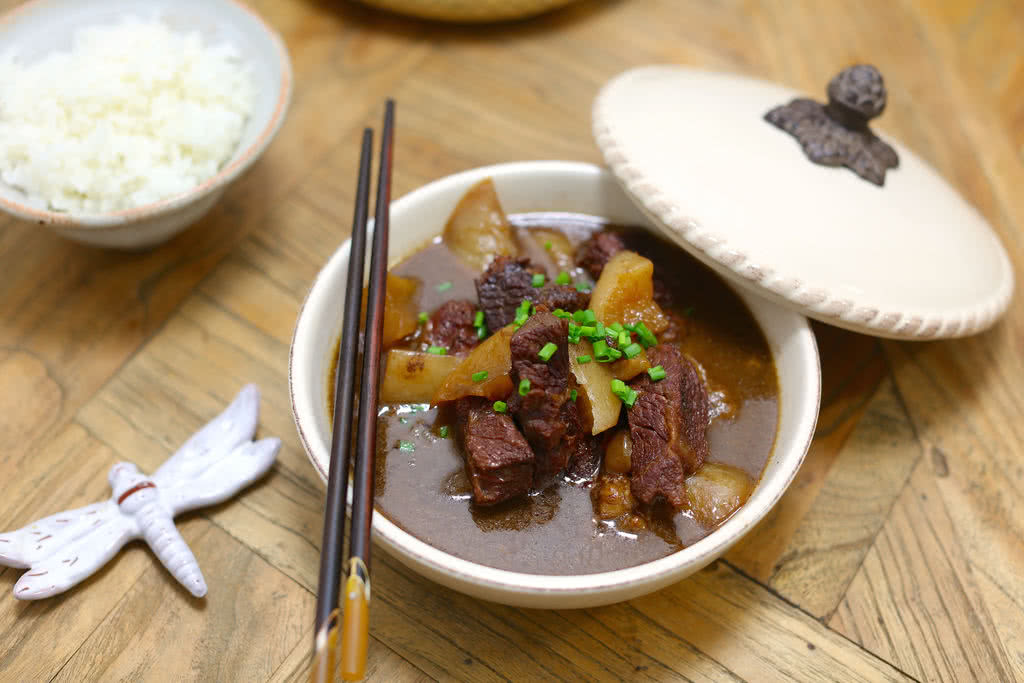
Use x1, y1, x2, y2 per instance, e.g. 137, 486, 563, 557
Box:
0, 17, 256, 214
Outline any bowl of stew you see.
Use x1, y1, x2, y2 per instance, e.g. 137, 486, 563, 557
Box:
289, 161, 820, 608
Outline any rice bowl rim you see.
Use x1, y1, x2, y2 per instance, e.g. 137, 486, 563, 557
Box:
0, 0, 293, 229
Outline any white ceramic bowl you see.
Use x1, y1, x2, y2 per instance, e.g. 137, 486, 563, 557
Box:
0, 0, 292, 249
290, 161, 821, 608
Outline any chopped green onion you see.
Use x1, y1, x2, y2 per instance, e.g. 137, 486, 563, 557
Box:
578, 325, 596, 338
570, 389, 578, 402
572, 310, 586, 323
555, 271, 571, 286
473, 310, 485, 327
513, 299, 533, 328
575, 282, 591, 293
610, 380, 638, 408
608, 322, 624, 334
648, 365, 666, 381
477, 326, 487, 339
472, 370, 489, 382
618, 331, 630, 347
567, 323, 582, 344
493, 400, 508, 413
624, 322, 637, 332
439, 425, 450, 438
427, 345, 448, 355
518, 378, 531, 396
576, 354, 592, 364
418, 311, 429, 324
607, 347, 623, 360
634, 321, 658, 348
593, 339, 611, 361
399, 440, 415, 452
582, 309, 597, 324
552, 308, 572, 319
538, 342, 558, 362
623, 342, 643, 359
436, 281, 453, 292
593, 322, 606, 340
531, 273, 546, 288
544, 241, 553, 250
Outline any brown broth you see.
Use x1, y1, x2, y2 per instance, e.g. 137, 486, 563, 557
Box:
327, 216, 779, 575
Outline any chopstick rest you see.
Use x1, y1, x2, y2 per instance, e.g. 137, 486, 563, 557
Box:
0, 384, 279, 600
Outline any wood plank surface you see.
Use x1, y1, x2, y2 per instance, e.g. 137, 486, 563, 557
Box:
1, 0, 1022, 681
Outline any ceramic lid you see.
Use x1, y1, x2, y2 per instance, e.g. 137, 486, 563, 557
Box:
592, 65, 1014, 339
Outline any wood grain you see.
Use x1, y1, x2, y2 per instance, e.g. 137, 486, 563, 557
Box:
0, 0, 1021, 680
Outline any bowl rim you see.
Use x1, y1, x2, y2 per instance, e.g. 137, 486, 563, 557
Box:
289, 160, 821, 598
0, 0, 293, 229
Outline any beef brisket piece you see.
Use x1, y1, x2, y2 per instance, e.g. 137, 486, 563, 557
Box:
626, 345, 709, 507
576, 230, 674, 307
508, 312, 591, 480
427, 299, 480, 354
476, 256, 589, 331
455, 397, 535, 505
576, 230, 626, 280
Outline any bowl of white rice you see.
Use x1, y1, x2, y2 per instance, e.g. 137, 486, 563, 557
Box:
0, 0, 292, 249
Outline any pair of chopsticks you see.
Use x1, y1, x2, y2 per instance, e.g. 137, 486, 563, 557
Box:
312, 100, 395, 683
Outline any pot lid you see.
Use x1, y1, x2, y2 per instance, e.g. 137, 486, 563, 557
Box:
592, 65, 1014, 340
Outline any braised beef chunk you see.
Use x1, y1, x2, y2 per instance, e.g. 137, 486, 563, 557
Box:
532, 283, 590, 315
507, 312, 590, 480
577, 231, 626, 280
455, 397, 535, 505
476, 256, 589, 332
427, 299, 480, 354
477, 256, 533, 331
626, 345, 709, 507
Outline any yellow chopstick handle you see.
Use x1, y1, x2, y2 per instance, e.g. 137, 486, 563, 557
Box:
310, 609, 340, 683
340, 558, 370, 681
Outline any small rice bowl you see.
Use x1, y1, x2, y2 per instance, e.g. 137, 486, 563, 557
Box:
0, 16, 255, 214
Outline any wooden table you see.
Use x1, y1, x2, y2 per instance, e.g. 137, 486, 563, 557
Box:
2, 0, 1022, 680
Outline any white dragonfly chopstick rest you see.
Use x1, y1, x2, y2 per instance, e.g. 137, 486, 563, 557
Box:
0, 384, 279, 600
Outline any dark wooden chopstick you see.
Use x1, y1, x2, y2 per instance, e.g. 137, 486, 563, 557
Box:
311, 128, 374, 683
340, 99, 394, 682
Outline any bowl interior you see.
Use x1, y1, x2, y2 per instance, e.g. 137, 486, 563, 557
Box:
290, 161, 820, 606
0, 0, 289, 219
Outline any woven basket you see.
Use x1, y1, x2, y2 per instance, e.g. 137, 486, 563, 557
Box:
358, 0, 578, 23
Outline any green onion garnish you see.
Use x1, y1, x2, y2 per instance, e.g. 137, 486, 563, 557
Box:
418, 311, 429, 324
477, 326, 487, 339
473, 310, 485, 327
648, 365, 666, 381
472, 370, 489, 382
538, 342, 558, 362
593, 339, 611, 361
427, 345, 447, 355
623, 342, 643, 359
578, 325, 596, 338
513, 299, 533, 328
634, 321, 658, 348
552, 308, 572, 319
570, 389, 578, 402
618, 331, 630, 347
608, 322, 624, 334
575, 282, 591, 293
593, 322, 606, 340
531, 273, 545, 288
493, 400, 508, 413
567, 323, 582, 344
544, 241, 553, 250
399, 440, 415, 452
439, 425, 450, 438
518, 378, 531, 396
607, 347, 623, 360
610, 379, 638, 407
576, 354, 592, 364
436, 281, 453, 292
555, 271, 571, 286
